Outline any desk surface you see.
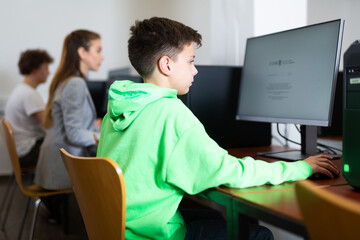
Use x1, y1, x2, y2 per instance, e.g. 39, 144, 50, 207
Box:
202, 145, 359, 239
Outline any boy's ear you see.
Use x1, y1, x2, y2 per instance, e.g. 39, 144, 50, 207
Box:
158, 56, 171, 76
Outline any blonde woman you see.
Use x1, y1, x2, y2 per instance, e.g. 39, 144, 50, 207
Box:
35, 29, 104, 190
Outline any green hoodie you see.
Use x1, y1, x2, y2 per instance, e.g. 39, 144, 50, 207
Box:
97, 80, 313, 240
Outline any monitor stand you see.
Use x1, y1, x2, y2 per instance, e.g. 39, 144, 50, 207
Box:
258, 125, 318, 161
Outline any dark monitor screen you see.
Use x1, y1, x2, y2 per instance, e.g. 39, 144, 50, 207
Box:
190, 65, 271, 148
236, 19, 344, 160
86, 80, 107, 118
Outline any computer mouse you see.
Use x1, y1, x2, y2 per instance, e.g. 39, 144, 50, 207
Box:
308, 172, 339, 180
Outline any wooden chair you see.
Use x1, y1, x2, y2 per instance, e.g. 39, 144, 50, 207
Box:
295, 180, 360, 240
60, 148, 126, 240
0, 119, 73, 240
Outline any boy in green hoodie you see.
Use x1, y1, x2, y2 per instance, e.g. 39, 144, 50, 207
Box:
97, 17, 339, 240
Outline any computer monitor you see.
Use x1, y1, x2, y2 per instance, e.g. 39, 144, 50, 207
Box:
236, 19, 344, 161
86, 80, 107, 118
189, 65, 271, 148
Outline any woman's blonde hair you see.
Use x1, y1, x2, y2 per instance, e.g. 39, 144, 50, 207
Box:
43, 30, 100, 128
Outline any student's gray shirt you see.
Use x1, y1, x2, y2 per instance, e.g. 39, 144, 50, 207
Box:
4, 82, 45, 157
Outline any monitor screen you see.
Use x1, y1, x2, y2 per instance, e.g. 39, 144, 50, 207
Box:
236, 19, 344, 160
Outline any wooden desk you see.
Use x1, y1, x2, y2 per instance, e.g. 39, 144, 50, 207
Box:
200, 145, 354, 240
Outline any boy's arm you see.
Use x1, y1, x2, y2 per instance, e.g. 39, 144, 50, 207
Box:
32, 110, 44, 122
165, 124, 314, 195
24, 89, 45, 121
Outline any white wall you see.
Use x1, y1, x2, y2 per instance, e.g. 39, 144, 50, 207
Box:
308, 0, 360, 70
254, 0, 307, 36
0, 0, 133, 174
126, 0, 212, 66
0, 0, 132, 103
209, 0, 254, 66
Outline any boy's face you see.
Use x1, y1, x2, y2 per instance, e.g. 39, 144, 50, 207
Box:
168, 43, 198, 95
33, 62, 50, 84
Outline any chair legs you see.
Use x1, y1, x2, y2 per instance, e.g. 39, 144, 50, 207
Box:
1, 181, 69, 239
29, 198, 41, 240
26, 196, 68, 240
18, 197, 44, 240
1, 171, 35, 232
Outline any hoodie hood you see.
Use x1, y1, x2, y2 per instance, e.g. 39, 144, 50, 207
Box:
107, 80, 177, 131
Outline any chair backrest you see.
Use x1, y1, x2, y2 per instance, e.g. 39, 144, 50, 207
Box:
59, 148, 126, 240
295, 180, 360, 240
0, 119, 25, 191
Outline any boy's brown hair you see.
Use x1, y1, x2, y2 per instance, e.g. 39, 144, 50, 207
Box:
18, 49, 53, 75
128, 17, 202, 78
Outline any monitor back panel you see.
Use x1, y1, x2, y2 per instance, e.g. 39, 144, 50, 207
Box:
188, 65, 271, 148
86, 80, 107, 118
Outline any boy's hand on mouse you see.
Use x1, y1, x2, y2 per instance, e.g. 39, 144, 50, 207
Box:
303, 154, 340, 179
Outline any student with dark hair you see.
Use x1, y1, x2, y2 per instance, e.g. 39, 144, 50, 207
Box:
97, 17, 339, 239
5, 49, 53, 168
35, 29, 104, 190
